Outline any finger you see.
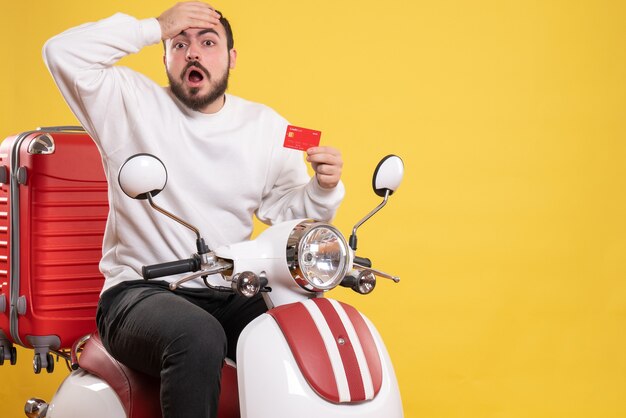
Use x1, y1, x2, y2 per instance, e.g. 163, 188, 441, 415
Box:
187, 18, 220, 29
315, 163, 328, 175
307, 146, 341, 156
186, 4, 221, 19
306, 153, 343, 167
316, 173, 341, 189
182, 5, 221, 22
314, 164, 340, 176
160, 3, 221, 32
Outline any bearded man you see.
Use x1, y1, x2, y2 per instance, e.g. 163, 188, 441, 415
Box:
43, 3, 344, 417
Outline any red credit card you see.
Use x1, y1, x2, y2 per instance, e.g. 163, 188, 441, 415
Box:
283, 125, 321, 151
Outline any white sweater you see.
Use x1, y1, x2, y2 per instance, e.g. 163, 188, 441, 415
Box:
43, 13, 345, 292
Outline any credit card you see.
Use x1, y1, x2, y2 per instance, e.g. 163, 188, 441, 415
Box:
283, 125, 321, 151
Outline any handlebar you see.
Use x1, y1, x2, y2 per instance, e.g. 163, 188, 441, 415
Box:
353, 256, 372, 268
142, 256, 201, 280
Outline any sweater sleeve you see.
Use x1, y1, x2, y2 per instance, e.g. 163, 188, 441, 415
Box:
256, 137, 345, 225
42, 13, 162, 150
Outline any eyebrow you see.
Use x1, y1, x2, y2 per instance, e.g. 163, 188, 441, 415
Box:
177, 29, 221, 39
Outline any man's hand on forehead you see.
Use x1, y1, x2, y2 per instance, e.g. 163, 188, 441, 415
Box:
158, 2, 222, 41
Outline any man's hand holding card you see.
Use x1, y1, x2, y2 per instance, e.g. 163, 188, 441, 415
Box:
283, 125, 343, 189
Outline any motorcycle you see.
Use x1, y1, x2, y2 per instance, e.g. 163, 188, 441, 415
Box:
25, 153, 405, 418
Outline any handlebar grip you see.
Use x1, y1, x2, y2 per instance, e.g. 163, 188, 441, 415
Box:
354, 256, 372, 268
142, 257, 201, 280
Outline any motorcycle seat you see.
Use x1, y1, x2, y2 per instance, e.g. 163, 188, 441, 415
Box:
78, 332, 161, 418
78, 332, 239, 418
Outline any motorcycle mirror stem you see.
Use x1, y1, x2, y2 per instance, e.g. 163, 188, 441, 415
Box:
145, 194, 210, 255
118, 153, 210, 255
349, 155, 404, 251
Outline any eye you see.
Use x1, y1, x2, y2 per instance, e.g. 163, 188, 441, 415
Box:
203, 40, 216, 47
173, 42, 186, 50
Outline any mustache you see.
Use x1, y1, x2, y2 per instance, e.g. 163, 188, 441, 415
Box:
180, 61, 210, 81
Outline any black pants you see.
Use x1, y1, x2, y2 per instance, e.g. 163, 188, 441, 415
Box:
96, 280, 267, 418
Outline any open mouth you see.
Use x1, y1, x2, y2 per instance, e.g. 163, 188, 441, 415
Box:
188, 69, 204, 83
182, 64, 209, 87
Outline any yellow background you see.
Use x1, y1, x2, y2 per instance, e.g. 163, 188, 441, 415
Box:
1, 0, 626, 417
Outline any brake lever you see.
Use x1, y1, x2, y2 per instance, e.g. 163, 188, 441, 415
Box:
353, 262, 400, 283
169, 260, 233, 290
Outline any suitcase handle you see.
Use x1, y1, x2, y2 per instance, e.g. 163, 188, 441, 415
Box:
36, 126, 85, 132
142, 256, 202, 281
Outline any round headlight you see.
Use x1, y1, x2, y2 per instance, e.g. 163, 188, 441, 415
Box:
287, 221, 350, 292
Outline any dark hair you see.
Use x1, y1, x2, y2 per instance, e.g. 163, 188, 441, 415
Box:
162, 10, 234, 51
216, 10, 234, 50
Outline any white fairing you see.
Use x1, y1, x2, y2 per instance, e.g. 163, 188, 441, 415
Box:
374, 156, 404, 193
46, 370, 126, 417
215, 218, 317, 307
237, 312, 404, 418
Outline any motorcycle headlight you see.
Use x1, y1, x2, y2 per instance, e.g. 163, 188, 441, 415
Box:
287, 221, 351, 292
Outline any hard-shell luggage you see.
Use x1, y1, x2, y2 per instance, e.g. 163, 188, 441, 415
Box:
0, 126, 108, 372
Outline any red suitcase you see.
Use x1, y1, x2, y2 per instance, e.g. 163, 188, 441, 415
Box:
0, 126, 108, 372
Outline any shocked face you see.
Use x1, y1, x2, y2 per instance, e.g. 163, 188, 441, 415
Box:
164, 26, 237, 113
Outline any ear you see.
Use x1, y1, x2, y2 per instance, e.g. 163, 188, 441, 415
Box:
229, 48, 237, 70
162, 40, 169, 67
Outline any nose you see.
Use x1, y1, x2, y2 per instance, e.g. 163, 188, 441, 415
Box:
186, 45, 200, 62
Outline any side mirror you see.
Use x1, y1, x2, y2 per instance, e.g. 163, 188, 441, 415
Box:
117, 153, 206, 251
118, 154, 168, 199
349, 154, 404, 251
372, 155, 404, 197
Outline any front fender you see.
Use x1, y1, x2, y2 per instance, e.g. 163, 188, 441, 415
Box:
236, 304, 403, 418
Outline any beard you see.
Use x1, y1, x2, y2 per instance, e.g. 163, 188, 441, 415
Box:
167, 60, 230, 112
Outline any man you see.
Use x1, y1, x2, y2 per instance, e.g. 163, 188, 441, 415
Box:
43, 2, 344, 417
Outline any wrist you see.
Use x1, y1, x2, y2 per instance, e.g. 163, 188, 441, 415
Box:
140, 18, 163, 45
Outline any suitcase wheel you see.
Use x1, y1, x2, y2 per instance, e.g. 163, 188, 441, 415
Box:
33, 353, 42, 374
46, 352, 54, 373
33, 352, 55, 374
0, 346, 17, 366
